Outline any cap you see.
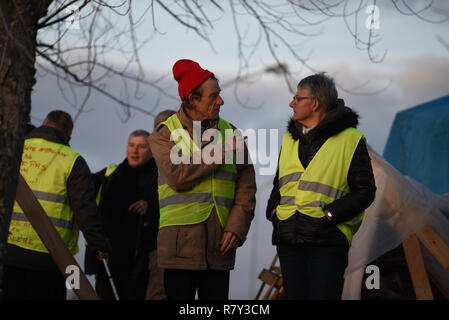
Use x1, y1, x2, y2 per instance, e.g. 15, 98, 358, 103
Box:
172, 59, 214, 100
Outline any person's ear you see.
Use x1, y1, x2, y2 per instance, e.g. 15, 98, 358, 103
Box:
312, 98, 320, 112
188, 93, 196, 106
65, 127, 73, 145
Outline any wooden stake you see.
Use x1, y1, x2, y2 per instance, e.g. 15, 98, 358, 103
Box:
416, 225, 449, 274
15, 174, 100, 300
402, 233, 434, 300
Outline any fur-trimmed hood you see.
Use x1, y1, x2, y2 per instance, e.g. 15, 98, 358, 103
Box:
287, 98, 359, 142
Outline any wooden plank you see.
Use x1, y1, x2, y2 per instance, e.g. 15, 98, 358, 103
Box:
255, 282, 266, 300
271, 266, 282, 275
257, 268, 282, 300
15, 174, 100, 300
271, 277, 284, 300
262, 283, 275, 300
416, 225, 449, 274
256, 254, 282, 300
402, 233, 434, 300
258, 269, 279, 286
428, 271, 449, 300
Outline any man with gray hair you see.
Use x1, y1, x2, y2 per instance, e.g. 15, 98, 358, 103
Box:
266, 73, 376, 299
85, 129, 163, 299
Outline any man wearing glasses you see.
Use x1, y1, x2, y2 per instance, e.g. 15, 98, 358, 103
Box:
266, 73, 376, 299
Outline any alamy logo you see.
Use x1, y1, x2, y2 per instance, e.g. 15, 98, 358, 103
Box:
65, 5, 81, 30
169, 121, 278, 175
65, 265, 80, 290
365, 264, 380, 290
365, 5, 380, 30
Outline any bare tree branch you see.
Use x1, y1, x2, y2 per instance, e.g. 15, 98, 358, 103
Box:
27, 0, 449, 119
37, 48, 157, 119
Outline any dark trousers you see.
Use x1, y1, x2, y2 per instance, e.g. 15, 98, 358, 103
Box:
164, 269, 229, 300
95, 252, 149, 300
276, 245, 348, 300
2, 265, 66, 300
96, 271, 148, 300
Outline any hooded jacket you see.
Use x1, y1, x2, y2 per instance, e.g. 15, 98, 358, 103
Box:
266, 99, 376, 247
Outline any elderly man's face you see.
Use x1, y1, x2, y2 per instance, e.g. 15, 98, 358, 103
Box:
127, 135, 151, 168
190, 78, 224, 121
289, 86, 317, 125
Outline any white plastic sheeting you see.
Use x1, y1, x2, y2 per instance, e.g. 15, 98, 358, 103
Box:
342, 147, 449, 299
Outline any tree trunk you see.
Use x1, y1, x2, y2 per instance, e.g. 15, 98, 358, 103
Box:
0, 0, 53, 296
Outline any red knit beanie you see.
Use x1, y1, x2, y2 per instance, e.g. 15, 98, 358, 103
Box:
173, 59, 214, 101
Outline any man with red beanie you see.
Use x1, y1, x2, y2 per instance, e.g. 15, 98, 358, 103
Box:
148, 59, 256, 300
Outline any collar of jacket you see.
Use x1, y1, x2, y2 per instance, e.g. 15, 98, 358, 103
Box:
176, 106, 220, 148
121, 156, 156, 173
287, 98, 359, 142
27, 125, 68, 146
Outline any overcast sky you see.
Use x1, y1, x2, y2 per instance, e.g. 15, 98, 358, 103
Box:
31, 1, 449, 299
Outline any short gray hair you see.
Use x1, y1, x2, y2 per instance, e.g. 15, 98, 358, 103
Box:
298, 73, 338, 113
129, 129, 150, 139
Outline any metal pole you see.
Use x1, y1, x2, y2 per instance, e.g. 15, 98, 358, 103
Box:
102, 258, 120, 300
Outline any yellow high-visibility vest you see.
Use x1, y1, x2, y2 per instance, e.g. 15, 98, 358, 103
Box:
84, 164, 118, 248
158, 114, 237, 228
277, 127, 365, 245
9, 138, 81, 254
95, 164, 118, 206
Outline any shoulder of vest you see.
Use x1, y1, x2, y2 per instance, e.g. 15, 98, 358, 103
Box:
338, 127, 364, 138
26, 138, 80, 158
218, 118, 234, 131
164, 113, 179, 124
162, 113, 182, 131
219, 117, 231, 125
282, 132, 296, 141
64, 145, 81, 159
105, 164, 118, 176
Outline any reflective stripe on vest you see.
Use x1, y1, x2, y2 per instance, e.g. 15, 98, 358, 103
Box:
158, 114, 237, 228
11, 211, 76, 230
9, 138, 81, 254
277, 127, 366, 245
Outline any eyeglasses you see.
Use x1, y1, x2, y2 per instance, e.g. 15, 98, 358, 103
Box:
292, 96, 314, 103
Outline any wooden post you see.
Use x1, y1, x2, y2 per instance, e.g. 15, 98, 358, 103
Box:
416, 225, 449, 274
402, 233, 434, 300
15, 174, 100, 300
255, 254, 284, 300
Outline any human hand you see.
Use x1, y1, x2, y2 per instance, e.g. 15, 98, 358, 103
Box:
128, 200, 148, 216
220, 231, 240, 255
270, 208, 277, 219
96, 251, 109, 262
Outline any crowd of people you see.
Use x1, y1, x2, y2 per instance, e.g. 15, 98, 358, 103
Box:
2, 59, 375, 300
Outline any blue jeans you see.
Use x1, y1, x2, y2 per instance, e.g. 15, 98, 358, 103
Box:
276, 245, 348, 300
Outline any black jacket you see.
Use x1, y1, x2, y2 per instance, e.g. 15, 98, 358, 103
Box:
266, 99, 376, 247
84, 157, 159, 275
5, 126, 111, 272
